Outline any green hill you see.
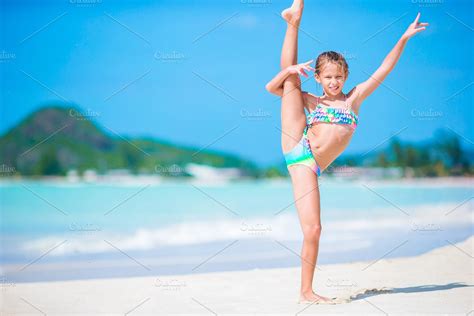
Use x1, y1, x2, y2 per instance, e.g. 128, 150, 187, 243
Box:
0, 105, 261, 177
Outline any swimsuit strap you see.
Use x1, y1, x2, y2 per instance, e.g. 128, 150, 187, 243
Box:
344, 93, 351, 111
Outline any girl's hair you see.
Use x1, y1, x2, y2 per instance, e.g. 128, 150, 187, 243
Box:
315, 51, 349, 81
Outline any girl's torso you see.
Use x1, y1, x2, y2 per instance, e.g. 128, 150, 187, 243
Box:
304, 91, 360, 171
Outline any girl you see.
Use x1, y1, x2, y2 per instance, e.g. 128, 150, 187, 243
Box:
265, 0, 428, 304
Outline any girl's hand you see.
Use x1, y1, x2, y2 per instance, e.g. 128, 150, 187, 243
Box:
403, 12, 429, 40
287, 60, 315, 78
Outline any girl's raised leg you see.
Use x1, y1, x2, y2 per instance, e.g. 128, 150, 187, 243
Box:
280, 0, 306, 154
280, 0, 303, 69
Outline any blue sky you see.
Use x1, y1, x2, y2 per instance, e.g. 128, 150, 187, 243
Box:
1, 0, 472, 166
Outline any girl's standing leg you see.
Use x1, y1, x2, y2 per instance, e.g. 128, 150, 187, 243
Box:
289, 166, 333, 303
279, 0, 333, 303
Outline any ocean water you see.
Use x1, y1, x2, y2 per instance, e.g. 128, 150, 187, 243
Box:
0, 178, 472, 283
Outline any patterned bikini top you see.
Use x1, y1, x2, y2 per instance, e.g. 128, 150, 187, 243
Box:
306, 94, 359, 129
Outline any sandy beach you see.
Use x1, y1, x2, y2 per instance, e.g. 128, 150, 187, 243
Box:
2, 235, 472, 315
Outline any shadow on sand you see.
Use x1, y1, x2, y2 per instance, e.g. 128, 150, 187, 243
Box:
349, 282, 473, 301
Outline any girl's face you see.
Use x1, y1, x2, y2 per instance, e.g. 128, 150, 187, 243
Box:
314, 62, 346, 97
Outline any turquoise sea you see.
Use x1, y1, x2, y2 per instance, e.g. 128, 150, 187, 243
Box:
1, 178, 472, 283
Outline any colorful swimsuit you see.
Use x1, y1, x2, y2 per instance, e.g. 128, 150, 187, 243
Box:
283, 94, 359, 176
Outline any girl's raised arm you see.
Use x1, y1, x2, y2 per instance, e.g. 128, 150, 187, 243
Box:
353, 13, 428, 107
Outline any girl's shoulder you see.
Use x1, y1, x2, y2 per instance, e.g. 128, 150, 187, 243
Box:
302, 91, 321, 112
303, 91, 320, 100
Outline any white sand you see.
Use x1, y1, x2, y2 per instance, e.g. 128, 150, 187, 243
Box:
2, 236, 473, 315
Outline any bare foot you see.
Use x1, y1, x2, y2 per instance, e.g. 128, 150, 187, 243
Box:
281, 0, 304, 24
299, 290, 336, 304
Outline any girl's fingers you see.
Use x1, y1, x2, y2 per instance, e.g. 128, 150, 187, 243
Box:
414, 12, 421, 24
298, 64, 315, 74
300, 68, 308, 77
410, 27, 425, 36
